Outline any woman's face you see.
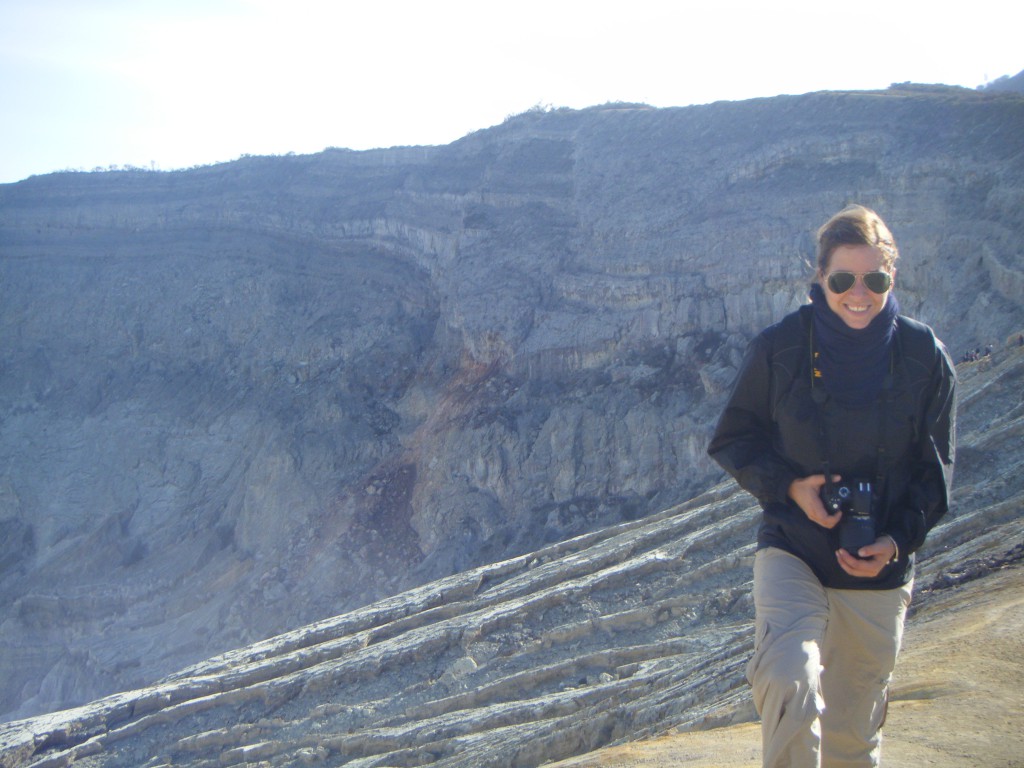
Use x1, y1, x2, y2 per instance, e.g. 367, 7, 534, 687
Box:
818, 244, 893, 330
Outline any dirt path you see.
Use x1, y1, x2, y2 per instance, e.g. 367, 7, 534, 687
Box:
545, 563, 1024, 768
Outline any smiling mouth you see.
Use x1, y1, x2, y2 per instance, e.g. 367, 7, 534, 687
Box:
845, 304, 871, 313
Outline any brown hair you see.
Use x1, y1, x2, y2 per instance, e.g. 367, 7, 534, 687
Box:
816, 204, 899, 273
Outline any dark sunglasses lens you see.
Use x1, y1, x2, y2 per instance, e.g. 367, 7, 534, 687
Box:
827, 272, 856, 293
863, 272, 892, 293
826, 271, 891, 294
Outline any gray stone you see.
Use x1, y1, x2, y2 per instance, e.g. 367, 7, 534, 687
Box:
0, 85, 1022, 732
0, 329, 1020, 767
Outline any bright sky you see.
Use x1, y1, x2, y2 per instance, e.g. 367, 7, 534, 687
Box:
1, 0, 1021, 184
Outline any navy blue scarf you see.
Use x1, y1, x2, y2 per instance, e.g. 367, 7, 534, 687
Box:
810, 282, 899, 407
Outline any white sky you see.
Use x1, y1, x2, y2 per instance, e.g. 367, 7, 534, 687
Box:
1, 0, 1021, 184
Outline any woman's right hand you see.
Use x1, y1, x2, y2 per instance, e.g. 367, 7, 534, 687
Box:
788, 474, 842, 529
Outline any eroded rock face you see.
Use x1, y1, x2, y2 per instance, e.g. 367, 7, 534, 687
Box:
0, 344, 1021, 768
0, 85, 1023, 721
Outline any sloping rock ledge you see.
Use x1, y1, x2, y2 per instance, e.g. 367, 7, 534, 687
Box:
0, 343, 1022, 768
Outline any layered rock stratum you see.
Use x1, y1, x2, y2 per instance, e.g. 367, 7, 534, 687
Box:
0, 343, 1021, 767
1, 81, 1023, 751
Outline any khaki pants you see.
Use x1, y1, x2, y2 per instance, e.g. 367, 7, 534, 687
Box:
748, 548, 912, 768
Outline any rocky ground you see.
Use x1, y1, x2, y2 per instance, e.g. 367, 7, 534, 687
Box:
0, 341, 1021, 768
546, 560, 1024, 768
2, 88, 1023, 722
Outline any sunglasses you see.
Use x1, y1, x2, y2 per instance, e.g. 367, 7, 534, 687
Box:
825, 270, 892, 295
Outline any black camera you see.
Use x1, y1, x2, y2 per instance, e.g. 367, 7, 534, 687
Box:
821, 479, 876, 557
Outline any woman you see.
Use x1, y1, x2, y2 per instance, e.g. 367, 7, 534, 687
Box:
707, 205, 956, 767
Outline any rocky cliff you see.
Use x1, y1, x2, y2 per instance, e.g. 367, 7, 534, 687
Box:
0, 83, 1023, 723
0, 341, 1021, 767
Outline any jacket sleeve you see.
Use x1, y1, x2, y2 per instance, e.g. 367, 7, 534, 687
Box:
883, 340, 957, 557
707, 329, 800, 506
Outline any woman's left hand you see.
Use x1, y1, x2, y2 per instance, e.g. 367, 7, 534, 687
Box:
836, 536, 898, 578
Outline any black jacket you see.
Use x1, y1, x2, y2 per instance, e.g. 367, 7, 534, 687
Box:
707, 304, 956, 589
